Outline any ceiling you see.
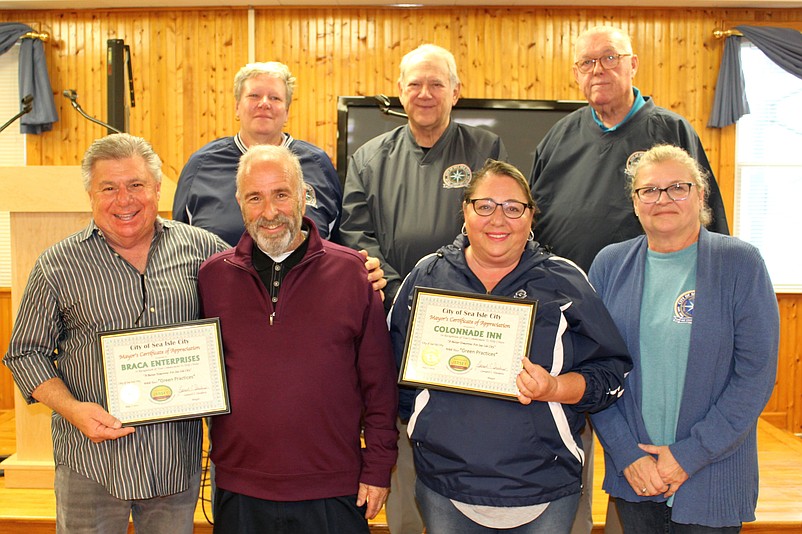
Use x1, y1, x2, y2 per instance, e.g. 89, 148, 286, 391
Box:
1, 0, 801, 10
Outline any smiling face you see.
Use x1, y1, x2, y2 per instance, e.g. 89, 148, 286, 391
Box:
235, 74, 289, 146
633, 159, 705, 250
398, 54, 460, 142
89, 156, 160, 251
462, 172, 534, 269
237, 157, 305, 256
573, 28, 638, 111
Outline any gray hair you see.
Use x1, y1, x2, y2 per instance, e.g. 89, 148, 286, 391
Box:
629, 144, 713, 227
236, 144, 305, 200
80, 133, 162, 191
398, 44, 460, 87
574, 26, 634, 61
234, 62, 297, 107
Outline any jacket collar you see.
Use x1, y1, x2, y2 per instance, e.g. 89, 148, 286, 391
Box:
404, 119, 458, 161
435, 233, 551, 294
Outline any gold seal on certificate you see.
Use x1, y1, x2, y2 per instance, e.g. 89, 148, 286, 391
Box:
99, 318, 229, 425
399, 287, 537, 400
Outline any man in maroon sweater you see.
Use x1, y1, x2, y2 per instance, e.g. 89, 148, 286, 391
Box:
198, 144, 398, 534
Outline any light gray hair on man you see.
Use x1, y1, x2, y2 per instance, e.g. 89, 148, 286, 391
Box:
236, 144, 305, 200
80, 133, 163, 192
574, 25, 634, 60
398, 44, 461, 87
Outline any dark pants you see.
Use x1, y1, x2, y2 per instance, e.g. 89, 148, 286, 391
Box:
213, 487, 370, 534
614, 499, 741, 534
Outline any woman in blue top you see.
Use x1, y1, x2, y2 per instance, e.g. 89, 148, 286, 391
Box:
589, 145, 779, 533
389, 160, 631, 533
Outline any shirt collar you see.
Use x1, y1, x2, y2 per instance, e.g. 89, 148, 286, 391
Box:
252, 226, 311, 273
234, 132, 292, 154
591, 87, 645, 132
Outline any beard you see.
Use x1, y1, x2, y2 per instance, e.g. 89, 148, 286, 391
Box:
245, 211, 302, 257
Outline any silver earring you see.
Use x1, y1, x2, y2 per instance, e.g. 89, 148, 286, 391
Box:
461, 223, 468, 236
528, 229, 535, 242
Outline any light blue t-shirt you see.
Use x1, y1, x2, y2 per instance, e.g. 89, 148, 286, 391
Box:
591, 87, 646, 132
640, 243, 697, 451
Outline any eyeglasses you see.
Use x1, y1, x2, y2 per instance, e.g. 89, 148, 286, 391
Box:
634, 183, 694, 204
467, 198, 531, 219
574, 54, 632, 74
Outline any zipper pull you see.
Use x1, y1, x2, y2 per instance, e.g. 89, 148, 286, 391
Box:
269, 312, 275, 326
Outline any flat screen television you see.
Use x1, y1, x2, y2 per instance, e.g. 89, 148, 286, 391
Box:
336, 96, 586, 184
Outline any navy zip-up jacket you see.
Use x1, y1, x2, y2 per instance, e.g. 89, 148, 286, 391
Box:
388, 234, 631, 507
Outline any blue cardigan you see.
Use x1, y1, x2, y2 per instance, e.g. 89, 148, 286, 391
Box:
588, 228, 779, 527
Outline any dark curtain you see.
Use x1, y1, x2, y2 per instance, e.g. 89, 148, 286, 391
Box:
0, 22, 58, 134
709, 25, 802, 128
708, 36, 749, 128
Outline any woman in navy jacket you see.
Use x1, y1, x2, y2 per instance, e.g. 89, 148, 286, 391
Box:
589, 145, 779, 532
388, 160, 631, 533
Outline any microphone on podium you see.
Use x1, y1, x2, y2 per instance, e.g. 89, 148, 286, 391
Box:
62, 89, 123, 134
0, 93, 35, 134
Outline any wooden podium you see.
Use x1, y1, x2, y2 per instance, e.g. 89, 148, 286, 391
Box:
0, 166, 175, 488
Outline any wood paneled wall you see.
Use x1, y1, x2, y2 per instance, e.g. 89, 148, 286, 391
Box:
1, 6, 801, 430
766, 294, 802, 432
5, 6, 788, 182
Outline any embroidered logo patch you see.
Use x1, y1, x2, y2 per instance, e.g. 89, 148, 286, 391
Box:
625, 150, 646, 176
673, 290, 695, 324
442, 164, 472, 189
513, 289, 528, 299
304, 183, 318, 208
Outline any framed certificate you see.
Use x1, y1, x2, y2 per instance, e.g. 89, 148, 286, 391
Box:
99, 318, 230, 426
398, 287, 537, 400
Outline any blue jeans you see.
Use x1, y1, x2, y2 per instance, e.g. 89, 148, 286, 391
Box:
416, 478, 580, 534
614, 499, 741, 534
54, 464, 199, 534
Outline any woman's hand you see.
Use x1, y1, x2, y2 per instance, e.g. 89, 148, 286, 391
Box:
639, 443, 689, 498
623, 455, 669, 497
516, 358, 558, 405
516, 358, 585, 405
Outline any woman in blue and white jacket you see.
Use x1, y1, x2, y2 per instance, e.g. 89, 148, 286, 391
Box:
388, 160, 632, 534
589, 145, 779, 533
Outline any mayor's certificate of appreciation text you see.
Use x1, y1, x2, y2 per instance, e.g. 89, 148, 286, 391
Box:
99, 318, 229, 425
399, 288, 537, 400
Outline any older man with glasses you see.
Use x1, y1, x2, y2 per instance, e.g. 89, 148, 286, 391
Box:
527, 25, 731, 534
530, 25, 729, 274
